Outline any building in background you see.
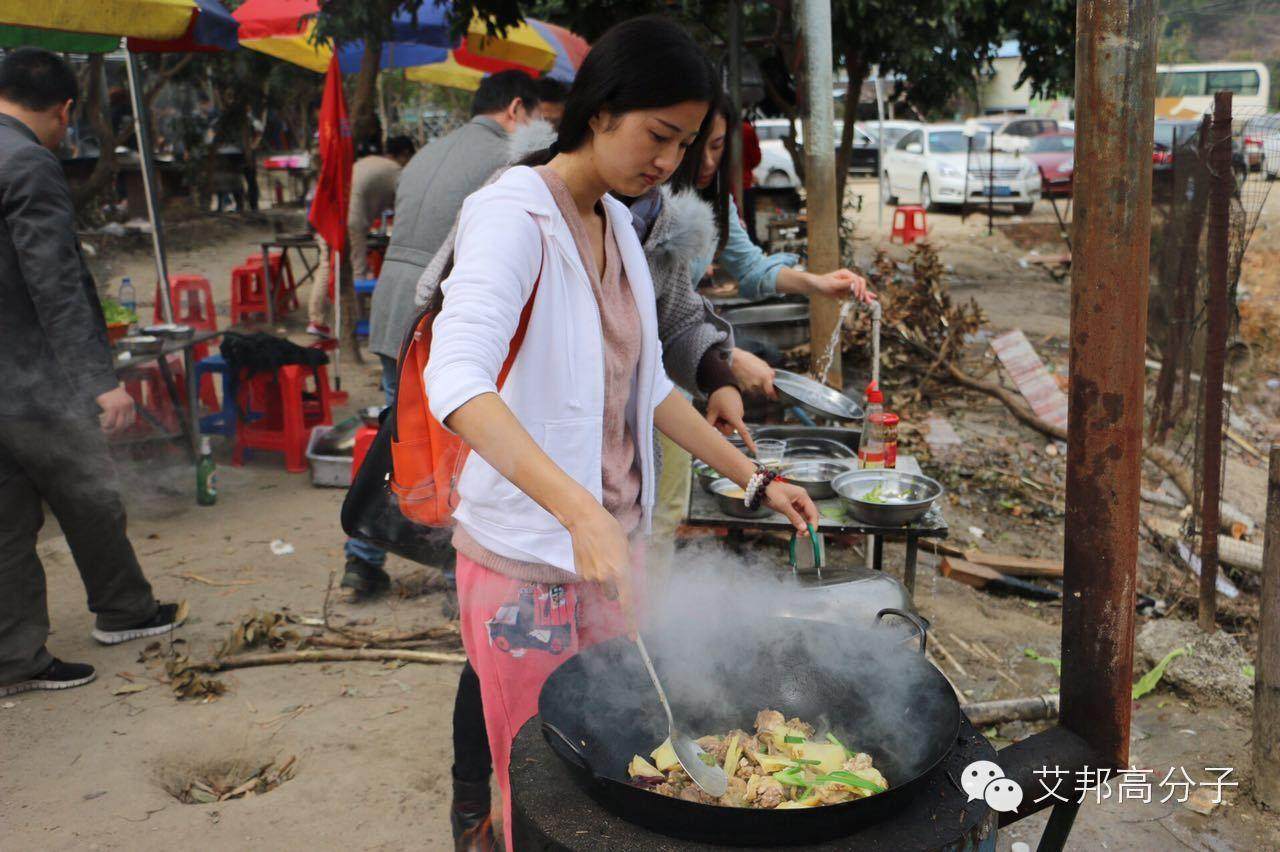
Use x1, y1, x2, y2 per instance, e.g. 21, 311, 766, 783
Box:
975, 40, 1073, 121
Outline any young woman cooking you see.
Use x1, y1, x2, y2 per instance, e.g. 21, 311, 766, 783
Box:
421, 18, 820, 848
680, 91, 878, 398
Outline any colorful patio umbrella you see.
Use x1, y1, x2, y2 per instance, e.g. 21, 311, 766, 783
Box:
234, 0, 576, 86
0, 0, 236, 54
0, 0, 196, 41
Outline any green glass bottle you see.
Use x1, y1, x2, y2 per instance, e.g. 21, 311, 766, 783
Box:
196, 436, 217, 506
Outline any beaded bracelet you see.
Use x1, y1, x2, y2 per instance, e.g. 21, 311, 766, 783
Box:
746, 468, 780, 511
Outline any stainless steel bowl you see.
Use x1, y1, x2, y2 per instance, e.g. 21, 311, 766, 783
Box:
709, 477, 772, 519
781, 437, 856, 461
779, 459, 856, 500
693, 461, 721, 494
773, 370, 865, 422
721, 303, 810, 350
832, 469, 944, 527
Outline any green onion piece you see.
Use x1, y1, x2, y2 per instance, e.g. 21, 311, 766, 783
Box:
791, 758, 822, 766
783, 734, 805, 744
697, 753, 716, 767
814, 770, 886, 794
825, 732, 853, 757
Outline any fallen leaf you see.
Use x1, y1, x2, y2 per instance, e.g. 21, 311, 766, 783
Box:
111, 683, 149, 695
175, 599, 190, 625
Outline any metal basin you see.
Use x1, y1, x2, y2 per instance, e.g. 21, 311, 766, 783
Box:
692, 460, 721, 494
708, 477, 772, 519
833, 469, 944, 527
773, 370, 865, 422
722, 303, 810, 351
778, 436, 856, 461
779, 459, 856, 500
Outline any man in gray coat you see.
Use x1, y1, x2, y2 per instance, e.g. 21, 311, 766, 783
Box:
343, 71, 542, 594
0, 49, 181, 698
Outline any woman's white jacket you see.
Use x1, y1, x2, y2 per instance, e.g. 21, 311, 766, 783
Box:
424, 165, 675, 575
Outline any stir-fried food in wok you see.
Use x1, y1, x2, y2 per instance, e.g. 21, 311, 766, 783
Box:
627, 709, 888, 809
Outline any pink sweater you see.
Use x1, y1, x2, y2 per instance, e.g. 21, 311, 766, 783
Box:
452, 166, 644, 583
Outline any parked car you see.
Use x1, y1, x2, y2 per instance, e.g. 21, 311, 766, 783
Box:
1153, 118, 1203, 174
1023, 131, 1075, 196
969, 114, 1061, 152
1242, 114, 1280, 177
750, 117, 898, 188
881, 124, 1041, 213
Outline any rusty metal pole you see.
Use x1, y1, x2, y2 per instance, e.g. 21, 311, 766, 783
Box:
1198, 91, 1233, 633
799, 0, 842, 388
1060, 0, 1156, 769
1255, 445, 1280, 808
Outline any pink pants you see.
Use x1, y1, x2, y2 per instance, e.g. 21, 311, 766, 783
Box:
456, 554, 634, 850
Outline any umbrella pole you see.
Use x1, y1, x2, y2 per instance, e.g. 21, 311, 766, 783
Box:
124, 51, 174, 325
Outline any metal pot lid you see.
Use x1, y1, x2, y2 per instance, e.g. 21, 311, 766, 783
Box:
773, 370, 865, 421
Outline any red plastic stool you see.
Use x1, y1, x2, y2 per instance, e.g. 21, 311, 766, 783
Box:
154, 274, 217, 330
232, 364, 334, 473
230, 263, 269, 324
890, 205, 928, 245
246, 253, 299, 315
351, 424, 379, 477
121, 356, 186, 434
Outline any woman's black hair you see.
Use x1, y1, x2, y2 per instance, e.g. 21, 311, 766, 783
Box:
516, 16, 718, 168
671, 88, 732, 254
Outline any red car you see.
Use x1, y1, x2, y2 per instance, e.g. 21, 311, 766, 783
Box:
1024, 131, 1075, 196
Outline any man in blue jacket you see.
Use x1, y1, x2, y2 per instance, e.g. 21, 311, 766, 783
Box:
0, 48, 180, 698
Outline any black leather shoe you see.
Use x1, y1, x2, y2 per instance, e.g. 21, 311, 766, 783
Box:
451, 776, 495, 852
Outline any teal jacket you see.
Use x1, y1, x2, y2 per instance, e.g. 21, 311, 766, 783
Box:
692, 195, 799, 300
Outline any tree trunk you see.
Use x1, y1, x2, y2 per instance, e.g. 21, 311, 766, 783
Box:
834, 56, 867, 213
72, 55, 118, 215
349, 36, 383, 151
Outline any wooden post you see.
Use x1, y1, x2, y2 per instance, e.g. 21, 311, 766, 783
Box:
798, 0, 842, 388
1254, 445, 1280, 808
727, 0, 744, 211
1198, 91, 1233, 633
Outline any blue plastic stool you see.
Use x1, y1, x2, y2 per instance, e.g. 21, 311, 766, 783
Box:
195, 353, 237, 438
354, 277, 377, 338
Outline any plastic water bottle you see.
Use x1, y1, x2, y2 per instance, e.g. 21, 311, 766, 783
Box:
118, 276, 136, 315
196, 436, 217, 506
858, 380, 886, 470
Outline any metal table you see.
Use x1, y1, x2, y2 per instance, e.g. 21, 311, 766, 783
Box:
113, 329, 222, 461
685, 455, 948, 599
260, 235, 321, 325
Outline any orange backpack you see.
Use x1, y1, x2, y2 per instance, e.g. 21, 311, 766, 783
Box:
387, 272, 541, 527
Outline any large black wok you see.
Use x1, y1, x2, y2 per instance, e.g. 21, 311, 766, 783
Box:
538, 612, 961, 846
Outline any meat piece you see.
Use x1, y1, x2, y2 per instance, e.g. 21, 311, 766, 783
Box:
815, 783, 856, 805
718, 776, 748, 808
843, 752, 874, 772
678, 785, 718, 805
735, 758, 761, 780
753, 776, 786, 809
785, 717, 815, 738
754, 709, 785, 734
696, 734, 728, 762
653, 783, 678, 798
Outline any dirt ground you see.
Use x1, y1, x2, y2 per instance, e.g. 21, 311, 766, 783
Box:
3, 184, 1279, 850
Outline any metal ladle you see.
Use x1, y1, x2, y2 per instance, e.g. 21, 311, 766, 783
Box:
634, 634, 728, 798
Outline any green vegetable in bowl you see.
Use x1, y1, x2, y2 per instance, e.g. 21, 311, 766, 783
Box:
102, 297, 138, 326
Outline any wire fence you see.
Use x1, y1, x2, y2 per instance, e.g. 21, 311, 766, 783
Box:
1147, 103, 1277, 554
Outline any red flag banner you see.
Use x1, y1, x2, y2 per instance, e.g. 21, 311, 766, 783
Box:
309, 54, 352, 252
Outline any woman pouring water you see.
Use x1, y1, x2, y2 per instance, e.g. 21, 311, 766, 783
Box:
419, 18, 820, 848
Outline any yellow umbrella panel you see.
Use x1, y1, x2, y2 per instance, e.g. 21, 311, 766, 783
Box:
405, 53, 486, 92
0, 0, 196, 40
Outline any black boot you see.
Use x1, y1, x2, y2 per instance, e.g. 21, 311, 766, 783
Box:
451, 775, 495, 852
340, 556, 391, 597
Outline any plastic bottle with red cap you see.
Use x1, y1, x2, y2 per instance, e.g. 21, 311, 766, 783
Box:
858, 380, 887, 469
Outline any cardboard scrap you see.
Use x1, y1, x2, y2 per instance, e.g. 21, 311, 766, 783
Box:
923, 414, 963, 449
991, 330, 1069, 431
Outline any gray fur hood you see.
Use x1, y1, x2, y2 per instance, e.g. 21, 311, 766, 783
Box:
645, 186, 717, 273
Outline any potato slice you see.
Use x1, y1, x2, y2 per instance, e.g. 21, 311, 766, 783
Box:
747, 750, 794, 774
793, 742, 846, 775
650, 739, 680, 772
628, 755, 665, 780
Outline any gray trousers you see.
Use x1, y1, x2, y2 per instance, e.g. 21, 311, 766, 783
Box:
0, 416, 156, 683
